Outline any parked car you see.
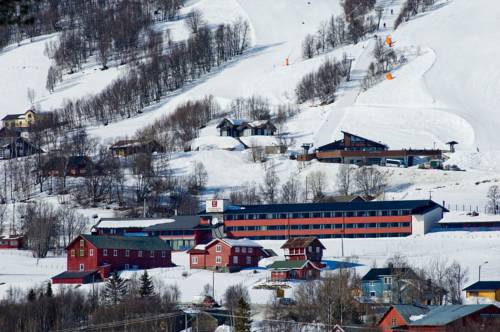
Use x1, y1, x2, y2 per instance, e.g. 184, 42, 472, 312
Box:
192, 295, 219, 308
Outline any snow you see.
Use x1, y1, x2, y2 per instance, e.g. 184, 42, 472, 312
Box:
1, 0, 500, 307
220, 238, 262, 248
439, 211, 500, 224
94, 218, 174, 229
409, 314, 425, 321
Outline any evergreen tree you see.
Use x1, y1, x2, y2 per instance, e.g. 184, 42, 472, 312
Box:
27, 288, 36, 302
139, 270, 155, 297
234, 297, 251, 332
46, 282, 53, 298
102, 273, 128, 305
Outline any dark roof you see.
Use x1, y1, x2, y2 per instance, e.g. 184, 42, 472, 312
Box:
144, 215, 212, 231
342, 131, 388, 148
206, 200, 447, 215
362, 267, 418, 281
52, 270, 101, 280
463, 281, 500, 291
79, 234, 171, 251
409, 304, 498, 326
281, 237, 325, 249
1, 114, 23, 121
268, 260, 315, 270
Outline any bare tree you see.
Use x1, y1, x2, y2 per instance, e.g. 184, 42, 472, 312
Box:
336, 164, 355, 195
185, 9, 205, 34
281, 176, 301, 203
354, 166, 388, 197
487, 185, 500, 214
19, 202, 59, 258
58, 206, 87, 248
445, 261, 469, 304
302, 34, 315, 59
260, 163, 280, 204
307, 170, 328, 202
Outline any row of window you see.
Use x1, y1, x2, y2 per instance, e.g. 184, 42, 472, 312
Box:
71, 248, 168, 258
226, 222, 410, 232
245, 233, 411, 240
191, 255, 255, 265
214, 244, 255, 254
224, 210, 411, 220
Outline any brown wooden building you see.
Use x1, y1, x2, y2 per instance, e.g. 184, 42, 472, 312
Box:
110, 139, 163, 157
299, 131, 442, 167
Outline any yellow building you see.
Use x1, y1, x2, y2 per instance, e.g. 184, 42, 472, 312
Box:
464, 281, 500, 301
2, 109, 40, 128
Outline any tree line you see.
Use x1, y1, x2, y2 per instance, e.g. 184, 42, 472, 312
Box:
0, 0, 183, 50
0, 270, 181, 332
302, 0, 377, 60
46, 17, 250, 130
296, 56, 351, 104
395, 0, 437, 29
229, 164, 389, 206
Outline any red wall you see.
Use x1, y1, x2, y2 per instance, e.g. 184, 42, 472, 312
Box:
379, 308, 408, 332
189, 239, 264, 270
225, 215, 412, 238
271, 264, 320, 281
0, 238, 23, 249
67, 236, 173, 274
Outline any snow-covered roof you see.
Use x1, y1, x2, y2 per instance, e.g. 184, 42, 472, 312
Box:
214, 238, 262, 248
94, 218, 174, 229
439, 211, 500, 224
239, 135, 280, 147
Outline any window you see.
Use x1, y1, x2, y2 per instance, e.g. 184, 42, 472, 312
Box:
384, 277, 392, 285
80, 239, 84, 247
125, 264, 130, 269
103, 249, 108, 256
391, 317, 397, 326
370, 291, 376, 297
138, 250, 143, 257
113, 249, 118, 257
242, 247, 247, 253
71, 249, 76, 257
215, 244, 222, 252
233, 256, 238, 264
216, 256, 222, 264
89, 249, 94, 257
316, 246, 320, 253
161, 251, 166, 258
308, 246, 312, 253
125, 250, 130, 257
79, 249, 84, 257
235, 247, 240, 253
192, 256, 198, 264
248, 247, 253, 253
79, 263, 84, 271
150, 251, 154, 258
246, 256, 252, 265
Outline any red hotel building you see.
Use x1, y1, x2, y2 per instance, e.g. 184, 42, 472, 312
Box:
201, 200, 447, 240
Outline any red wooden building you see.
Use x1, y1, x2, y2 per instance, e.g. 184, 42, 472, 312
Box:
187, 238, 268, 272
281, 237, 325, 264
0, 235, 23, 249
52, 234, 173, 284
379, 304, 500, 332
268, 260, 321, 281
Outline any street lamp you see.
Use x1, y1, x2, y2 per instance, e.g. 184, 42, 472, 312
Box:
479, 261, 488, 281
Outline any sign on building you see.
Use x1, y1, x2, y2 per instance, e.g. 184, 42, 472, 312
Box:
205, 199, 228, 213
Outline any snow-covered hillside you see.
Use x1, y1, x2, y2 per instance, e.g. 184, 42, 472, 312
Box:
1, 0, 500, 303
